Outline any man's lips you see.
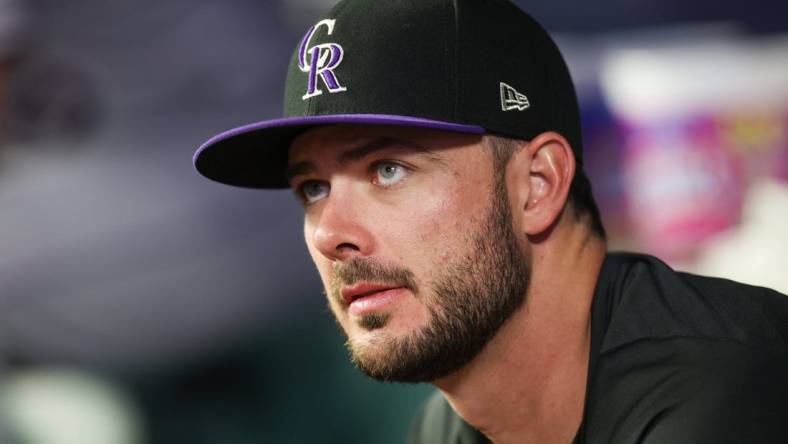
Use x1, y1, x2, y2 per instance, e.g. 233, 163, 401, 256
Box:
340, 282, 404, 305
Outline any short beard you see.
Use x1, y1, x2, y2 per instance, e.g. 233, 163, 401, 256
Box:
329, 169, 530, 383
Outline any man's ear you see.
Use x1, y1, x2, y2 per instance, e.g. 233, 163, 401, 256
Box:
506, 131, 576, 237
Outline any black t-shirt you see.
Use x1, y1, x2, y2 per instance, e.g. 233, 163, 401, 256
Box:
407, 252, 788, 443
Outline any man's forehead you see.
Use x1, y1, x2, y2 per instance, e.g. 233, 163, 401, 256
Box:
288, 124, 483, 163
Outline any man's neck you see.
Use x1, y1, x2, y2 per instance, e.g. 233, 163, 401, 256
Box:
433, 225, 606, 444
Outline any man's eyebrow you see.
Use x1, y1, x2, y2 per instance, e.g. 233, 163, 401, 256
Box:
285, 161, 316, 184
337, 136, 432, 163
286, 136, 434, 183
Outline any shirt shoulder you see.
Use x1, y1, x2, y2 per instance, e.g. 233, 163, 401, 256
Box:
598, 252, 788, 356
641, 343, 788, 443
583, 337, 788, 443
581, 253, 788, 443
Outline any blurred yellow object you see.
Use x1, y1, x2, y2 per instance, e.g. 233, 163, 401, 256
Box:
719, 111, 785, 155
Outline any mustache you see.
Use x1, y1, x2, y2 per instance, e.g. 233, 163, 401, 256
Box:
329, 258, 419, 302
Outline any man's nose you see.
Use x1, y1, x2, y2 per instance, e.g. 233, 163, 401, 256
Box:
311, 187, 374, 262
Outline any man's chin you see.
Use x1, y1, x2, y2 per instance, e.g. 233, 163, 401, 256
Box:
347, 339, 409, 382
344, 321, 441, 383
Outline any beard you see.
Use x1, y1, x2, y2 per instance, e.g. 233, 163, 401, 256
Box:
328, 171, 530, 383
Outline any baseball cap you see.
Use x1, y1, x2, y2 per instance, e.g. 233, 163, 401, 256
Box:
193, 0, 582, 188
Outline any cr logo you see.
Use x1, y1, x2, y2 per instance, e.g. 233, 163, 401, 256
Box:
298, 19, 347, 100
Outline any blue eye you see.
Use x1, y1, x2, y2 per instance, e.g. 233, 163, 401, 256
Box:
374, 162, 406, 187
299, 181, 329, 204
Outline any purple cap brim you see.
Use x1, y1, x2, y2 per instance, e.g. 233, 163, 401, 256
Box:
193, 114, 485, 189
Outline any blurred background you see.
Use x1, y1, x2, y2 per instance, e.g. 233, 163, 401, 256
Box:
0, 0, 786, 443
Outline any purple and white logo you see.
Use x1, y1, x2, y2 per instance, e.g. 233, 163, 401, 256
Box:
298, 19, 347, 100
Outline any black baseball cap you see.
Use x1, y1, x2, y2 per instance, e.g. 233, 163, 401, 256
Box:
193, 0, 582, 188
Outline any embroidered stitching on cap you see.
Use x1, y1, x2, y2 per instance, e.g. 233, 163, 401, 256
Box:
299, 19, 348, 100
500, 82, 530, 111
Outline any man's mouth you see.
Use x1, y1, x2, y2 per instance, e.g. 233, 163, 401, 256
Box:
340, 282, 404, 305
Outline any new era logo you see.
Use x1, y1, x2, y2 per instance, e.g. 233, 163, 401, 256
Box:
500, 82, 530, 111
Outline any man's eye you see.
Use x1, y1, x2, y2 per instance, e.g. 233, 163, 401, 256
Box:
373, 162, 407, 187
299, 181, 329, 204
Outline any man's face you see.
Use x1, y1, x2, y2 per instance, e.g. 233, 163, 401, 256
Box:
288, 125, 530, 382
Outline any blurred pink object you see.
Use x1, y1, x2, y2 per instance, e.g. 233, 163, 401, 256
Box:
621, 116, 743, 260
601, 36, 788, 261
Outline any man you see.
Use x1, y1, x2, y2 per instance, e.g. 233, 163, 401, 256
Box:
193, 0, 788, 442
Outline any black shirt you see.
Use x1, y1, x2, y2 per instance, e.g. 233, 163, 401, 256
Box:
407, 252, 788, 443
